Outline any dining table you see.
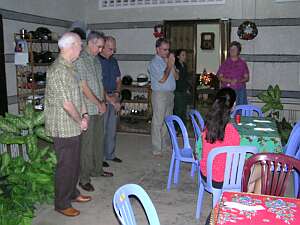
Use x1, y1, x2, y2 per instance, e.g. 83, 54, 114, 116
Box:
195, 116, 283, 159
209, 191, 300, 225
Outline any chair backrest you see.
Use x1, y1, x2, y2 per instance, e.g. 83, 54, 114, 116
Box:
113, 184, 160, 225
206, 146, 258, 190
290, 120, 300, 137
188, 109, 205, 141
285, 126, 300, 159
165, 115, 192, 154
231, 105, 264, 117
242, 153, 300, 198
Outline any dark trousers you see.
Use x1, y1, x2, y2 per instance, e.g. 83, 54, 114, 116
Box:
79, 114, 104, 184
174, 91, 189, 123
235, 88, 248, 105
53, 135, 81, 210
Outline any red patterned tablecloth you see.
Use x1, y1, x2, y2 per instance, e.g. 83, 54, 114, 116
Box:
212, 192, 300, 225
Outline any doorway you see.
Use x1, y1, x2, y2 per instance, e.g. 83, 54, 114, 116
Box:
164, 19, 231, 107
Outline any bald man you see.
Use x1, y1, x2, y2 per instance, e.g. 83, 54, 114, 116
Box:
45, 32, 91, 217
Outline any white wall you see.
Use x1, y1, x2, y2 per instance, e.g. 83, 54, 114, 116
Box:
231, 26, 300, 92
100, 28, 156, 79
196, 24, 221, 74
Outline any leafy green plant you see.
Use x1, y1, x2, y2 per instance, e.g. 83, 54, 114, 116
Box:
258, 85, 292, 145
0, 104, 55, 225
257, 85, 283, 119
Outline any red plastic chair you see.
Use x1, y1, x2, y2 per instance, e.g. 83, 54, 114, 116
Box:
242, 153, 300, 198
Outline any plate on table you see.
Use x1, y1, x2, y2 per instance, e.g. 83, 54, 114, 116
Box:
253, 119, 272, 123
254, 128, 275, 132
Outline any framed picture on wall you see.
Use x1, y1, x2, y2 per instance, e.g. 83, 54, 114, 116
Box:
201, 32, 215, 50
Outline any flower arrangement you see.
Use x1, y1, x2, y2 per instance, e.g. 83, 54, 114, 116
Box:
198, 71, 219, 89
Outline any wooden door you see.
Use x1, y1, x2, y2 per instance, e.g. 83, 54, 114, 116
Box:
164, 21, 196, 104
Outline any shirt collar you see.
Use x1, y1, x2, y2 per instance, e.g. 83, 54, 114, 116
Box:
58, 55, 74, 68
84, 47, 94, 57
155, 54, 165, 62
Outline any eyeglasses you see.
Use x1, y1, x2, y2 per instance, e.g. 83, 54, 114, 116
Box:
162, 48, 169, 52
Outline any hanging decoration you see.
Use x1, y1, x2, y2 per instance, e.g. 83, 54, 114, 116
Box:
153, 24, 164, 38
237, 21, 258, 40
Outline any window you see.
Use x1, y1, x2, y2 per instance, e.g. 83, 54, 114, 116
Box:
99, 0, 225, 9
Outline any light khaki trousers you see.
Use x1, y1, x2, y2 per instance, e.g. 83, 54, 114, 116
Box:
151, 91, 174, 154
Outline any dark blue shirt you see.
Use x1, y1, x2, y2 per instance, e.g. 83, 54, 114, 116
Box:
98, 55, 121, 92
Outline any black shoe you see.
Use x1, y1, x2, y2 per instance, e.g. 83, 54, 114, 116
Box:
109, 157, 122, 163
103, 161, 110, 167
79, 182, 95, 192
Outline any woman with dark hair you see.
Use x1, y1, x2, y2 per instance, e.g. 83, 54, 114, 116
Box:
199, 88, 240, 188
217, 41, 249, 105
173, 49, 191, 125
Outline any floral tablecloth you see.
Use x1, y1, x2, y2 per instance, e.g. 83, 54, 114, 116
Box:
233, 117, 282, 154
195, 117, 282, 159
211, 192, 300, 225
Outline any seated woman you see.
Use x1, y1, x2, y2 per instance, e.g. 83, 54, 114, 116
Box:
200, 87, 240, 188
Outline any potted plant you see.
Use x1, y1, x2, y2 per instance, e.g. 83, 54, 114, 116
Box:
258, 85, 292, 145
0, 104, 55, 225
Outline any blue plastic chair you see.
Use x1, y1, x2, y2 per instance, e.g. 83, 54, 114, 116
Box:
113, 184, 160, 225
284, 125, 300, 198
165, 115, 198, 191
188, 109, 205, 142
195, 146, 258, 219
283, 120, 300, 151
231, 104, 264, 117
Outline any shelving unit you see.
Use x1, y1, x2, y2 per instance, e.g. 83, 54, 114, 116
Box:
118, 84, 152, 134
14, 33, 58, 112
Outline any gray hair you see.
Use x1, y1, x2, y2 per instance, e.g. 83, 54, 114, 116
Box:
58, 32, 80, 49
87, 31, 105, 42
104, 36, 116, 43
